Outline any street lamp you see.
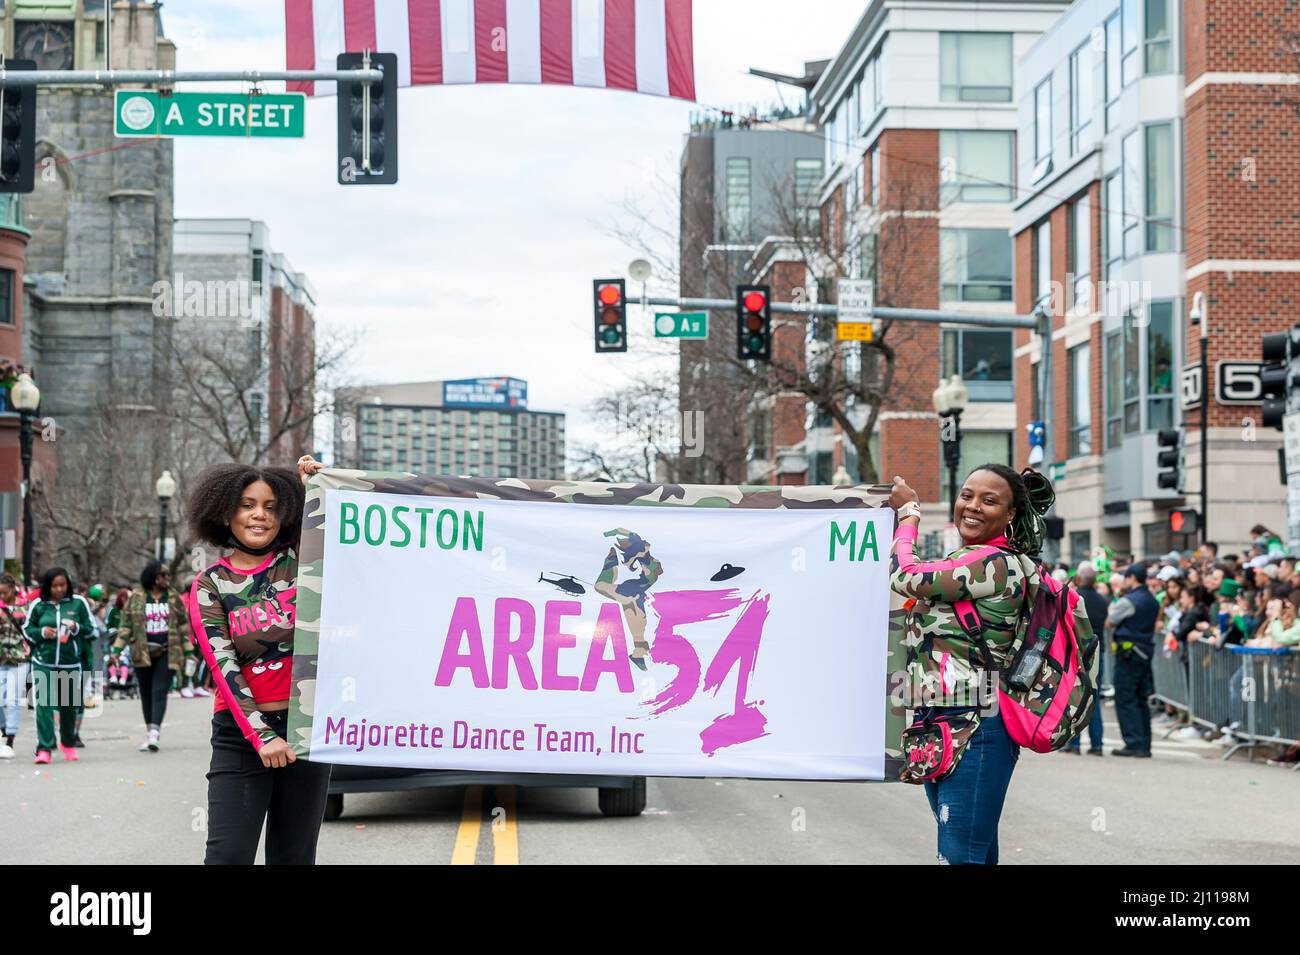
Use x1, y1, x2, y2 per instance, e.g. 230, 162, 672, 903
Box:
10, 371, 39, 582
155, 469, 176, 562
933, 374, 969, 519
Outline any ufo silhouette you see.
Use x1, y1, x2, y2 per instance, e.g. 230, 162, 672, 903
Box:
710, 563, 745, 582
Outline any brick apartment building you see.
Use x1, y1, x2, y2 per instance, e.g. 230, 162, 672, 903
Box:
1013, 0, 1292, 559
807, 0, 1071, 545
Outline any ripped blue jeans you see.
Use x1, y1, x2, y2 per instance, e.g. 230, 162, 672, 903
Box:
923, 709, 1020, 865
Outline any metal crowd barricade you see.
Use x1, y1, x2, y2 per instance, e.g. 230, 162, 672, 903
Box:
1181, 642, 1300, 764
1151, 640, 1191, 737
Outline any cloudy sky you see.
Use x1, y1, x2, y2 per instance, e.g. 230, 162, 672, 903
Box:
165, 0, 865, 461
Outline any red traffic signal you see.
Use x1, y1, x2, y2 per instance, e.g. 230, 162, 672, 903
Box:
1169, 509, 1199, 534
593, 279, 627, 353
736, 284, 771, 362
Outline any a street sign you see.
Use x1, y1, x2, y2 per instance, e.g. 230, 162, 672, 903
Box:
1215, 360, 1264, 404
1284, 411, 1300, 476
1049, 462, 1066, 483
114, 90, 306, 138
836, 321, 875, 342
1181, 362, 1203, 410
654, 311, 708, 339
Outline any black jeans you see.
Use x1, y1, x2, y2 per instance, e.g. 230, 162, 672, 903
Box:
1112, 650, 1154, 752
204, 709, 332, 865
136, 652, 169, 727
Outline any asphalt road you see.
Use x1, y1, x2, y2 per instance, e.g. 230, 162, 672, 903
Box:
3, 693, 1296, 865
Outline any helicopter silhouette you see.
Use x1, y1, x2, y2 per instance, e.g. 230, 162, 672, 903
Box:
538, 572, 588, 596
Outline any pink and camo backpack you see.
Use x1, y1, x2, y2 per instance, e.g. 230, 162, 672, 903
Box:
951, 546, 1099, 753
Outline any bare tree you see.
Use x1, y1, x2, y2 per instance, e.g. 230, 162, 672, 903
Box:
31, 405, 163, 585
608, 143, 942, 485
162, 323, 359, 467
570, 369, 688, 483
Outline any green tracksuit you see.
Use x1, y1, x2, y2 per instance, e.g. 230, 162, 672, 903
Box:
24, 597, 93, 752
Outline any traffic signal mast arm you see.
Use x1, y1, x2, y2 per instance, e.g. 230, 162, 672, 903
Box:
631, 294, 1038, 330
0, 68, 385, 86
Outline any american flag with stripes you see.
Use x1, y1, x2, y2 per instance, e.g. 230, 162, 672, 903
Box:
284, 0, 695, 100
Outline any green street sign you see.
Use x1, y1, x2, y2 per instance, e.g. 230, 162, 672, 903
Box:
114, 90, 306, 139
1050, 462, 1066, 482
654, 311, 708, 339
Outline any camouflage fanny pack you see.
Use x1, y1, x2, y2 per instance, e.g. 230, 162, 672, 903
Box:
898, 707, 982, 784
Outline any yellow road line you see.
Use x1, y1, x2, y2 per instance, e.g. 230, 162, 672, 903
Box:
492, 786, 519, 865
451, 785, 483, 865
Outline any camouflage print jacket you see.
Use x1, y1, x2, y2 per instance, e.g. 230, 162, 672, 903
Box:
0, 604, 29, 666
113, 588, 194, 672
891, 523, 1035, 708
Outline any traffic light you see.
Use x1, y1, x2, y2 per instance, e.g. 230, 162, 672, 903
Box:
337, 52, 398, 185
1156, 429, 1181, 491
0, 60, 36, 194
736, 285, 771, 361
1260, 327, 1300, 430
1169, 509, 1199, 535
593, 279, 627, 353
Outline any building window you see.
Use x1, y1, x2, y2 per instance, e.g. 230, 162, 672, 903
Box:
1146, 300, 1176, 431
1121, 0, 1139, 86
1104, 12, 1121, 130
1105, 330, 1122, 448
858, 233, 877, 282
942, 329, 1014, 401
795, 157, 822, 231
1104, 174, 1122, 277
1121, 131, 1140, 259
869, 148, 880, 205
1145, 122, 1175, 252
1033, 78, 1053, 175
939, 130, 1013, 205
870, 47, 884, 112
1070, 195, 1091, 309
939, 431, 1014, 502
1123, 309, 1141, 434
0, 270, 15, 325
940, 229, 1013, 303
1034, 219, 1051, 307
1145, 0, 1172, 73
1069, 42, 1093, 154
1069, 531, 1092, 565
939, 32, 1012, 103
1068, 343, 1092, 457
725, 157, 751, 239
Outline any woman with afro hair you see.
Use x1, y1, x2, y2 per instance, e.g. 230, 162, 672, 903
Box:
187, 454, 329, 865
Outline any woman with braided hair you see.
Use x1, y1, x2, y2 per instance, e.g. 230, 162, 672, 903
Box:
888, 463, 1059, 865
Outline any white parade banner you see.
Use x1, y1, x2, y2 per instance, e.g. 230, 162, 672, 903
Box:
291, 481, 894, 780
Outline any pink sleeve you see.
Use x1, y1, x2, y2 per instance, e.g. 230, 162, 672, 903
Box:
189, 572, 278, 752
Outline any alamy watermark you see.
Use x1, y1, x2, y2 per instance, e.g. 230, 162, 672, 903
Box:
152, 272, 262, 327
615, 398, 704, 458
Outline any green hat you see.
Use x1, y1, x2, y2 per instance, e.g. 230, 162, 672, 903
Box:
88, 584, 104, 599
1218, 579, 1241, 599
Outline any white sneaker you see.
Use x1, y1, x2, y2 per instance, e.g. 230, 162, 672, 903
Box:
1172, 725, 1203, 741
192, 687, 210, 697
140, 728, 160, 752
180, 687, 195, 699
0, 743, 14, 759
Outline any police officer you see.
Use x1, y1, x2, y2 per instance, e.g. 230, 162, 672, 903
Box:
1107, 564, 1159, 757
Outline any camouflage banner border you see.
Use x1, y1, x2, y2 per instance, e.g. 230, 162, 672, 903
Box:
288, 469, 904, 780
